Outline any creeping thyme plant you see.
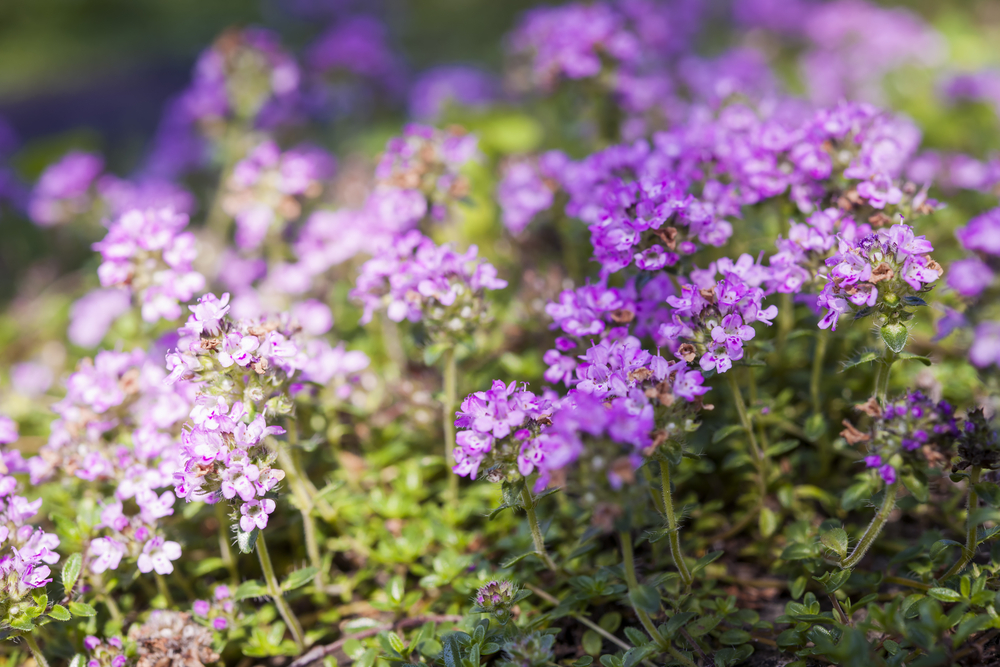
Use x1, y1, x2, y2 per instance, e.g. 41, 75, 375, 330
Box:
8, 1, 1000, 665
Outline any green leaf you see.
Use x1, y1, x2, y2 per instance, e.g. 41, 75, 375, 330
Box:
67, 601, 97, 617
975, 482, 1000, 508
236, 527, 259, 554
623, 626, 649, 648
813, 570, 851, 595
9, 617, 33, 632
662, 612, 696, 639
820, 528, 849, 558
712, 424, 745, 444
628, 585, 661, 614
193, 557, 227, 576
573, 657, 595, 667
62, 553, 83, 595
598, 612, 622, 633
842, 350, 879, 371
927, 587, 963, 603
48, 604, 71, 622
481, 642, 501, 655
441, 634, 461, 667
901, 473, 929, 503
896, 351, 931, 366
282, 567, 319, 592
234, 580, 269, 600
68, 656, 86, 667
717, 629, 751, 645
691, 550, 724, 574
765, 439, 800, 457
759, 507, 778, 538
501, 551, 537, 568
582, 630, 604, 656
804, 414, 826, 442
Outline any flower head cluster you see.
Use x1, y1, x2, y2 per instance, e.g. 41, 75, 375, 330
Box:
181, 28, 301, 128
27, 348, 194, 577
849, 391, 959, 484
351, 230, 507, 338
817, 223, 940, 349
375, 124, 479, 222
92, 208, 205, 323
306, 15, 406, 98
954, 409, 1000, 472
472, 580, 523, 624
507, 2, 641, 92
409, 66, 497, 120
29, 151, 104, 226
167, 293, 366, 531
496, 153, 564, 236
0, 473, 60, 625
224, 140, 335, 250
455, 339, 706, 490
83, 635, 126, 667
192, 583, 237, 632
658, 260, 777, 374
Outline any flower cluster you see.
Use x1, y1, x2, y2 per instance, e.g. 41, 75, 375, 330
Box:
472, 580, 523, 624
0, 470, 61, 626
658, 260, 777, 374
850, 391, 958, 484
83, 635, 126, 667
192, 584, 237, 632
817, 223, 940, 350
351, 230, 507, 338
948, 209, 1000, 368
27, 348, 193, 577
92, 208, 206, 323
454, 339, 707, 491
375, 124, 479, 222
496, 153, 564, 236
223, 140, 335, 250
409, 66, 497, 121
29, 151, 104, 226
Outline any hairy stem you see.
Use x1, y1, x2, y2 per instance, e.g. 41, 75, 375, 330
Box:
811, 332, 828, 414
277, 443, 326, 588
23, 633, 49, 667
442, 348, 459, 503
840, 481, 899, 569
873, 347, 897, 405
620, 531, 666, 649
215, 503, 240, 587
829, 594, 849, 625
943, 466, 983, 580
659, 461, 693, 589
721, 372, 769, 539
521, 484, 557, 571
258, 532, 306, 650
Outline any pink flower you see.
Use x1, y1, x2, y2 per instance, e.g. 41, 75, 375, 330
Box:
239, 498, 276, 532
137, 536, 182, 575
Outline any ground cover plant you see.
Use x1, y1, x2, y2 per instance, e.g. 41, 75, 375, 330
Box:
3, 0, 1000, 665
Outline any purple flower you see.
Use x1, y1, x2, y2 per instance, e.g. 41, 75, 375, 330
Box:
496, 157, 557, 236
957, 208, 1000, 256
409, 65, 497, 120
193, 600, 210, 617
29, 151, 104, 226
970, 322, 1000, 368
89, 537, 126, 574
137, 536, 182, 575
878, 464, 897, 485
239, 498, 277, 532
948, 257, 994, 298
0, 416, 17, 445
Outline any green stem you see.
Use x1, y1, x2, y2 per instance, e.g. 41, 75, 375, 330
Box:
103, 592, 123, 623
659, 461, 693, 589
520, 485, 557, 571
942, 467, 983, 580
442, 348, 459, 504
620, 531, 671, 654
276, 446, 326, 588
257, 533, 306, 650
154, 573, 174, 608
723, 372, 768, 538
840, 481, 900, 569
811, 331, 828, 415
216, 502, 240, 586
873, 347, 897, 405
23, 633, 49, 667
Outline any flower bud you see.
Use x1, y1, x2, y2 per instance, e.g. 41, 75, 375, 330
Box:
473, 580, 520, 624
880, 322, 908, 353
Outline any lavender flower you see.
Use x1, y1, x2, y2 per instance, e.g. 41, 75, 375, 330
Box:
817, 223, 940, 349
224, 140, 335, 250
409, 65, 497, 120
92, 208, 205, 323
29, 151, 104, 226
496, 154, 561, 236
351, 230, 507, 338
